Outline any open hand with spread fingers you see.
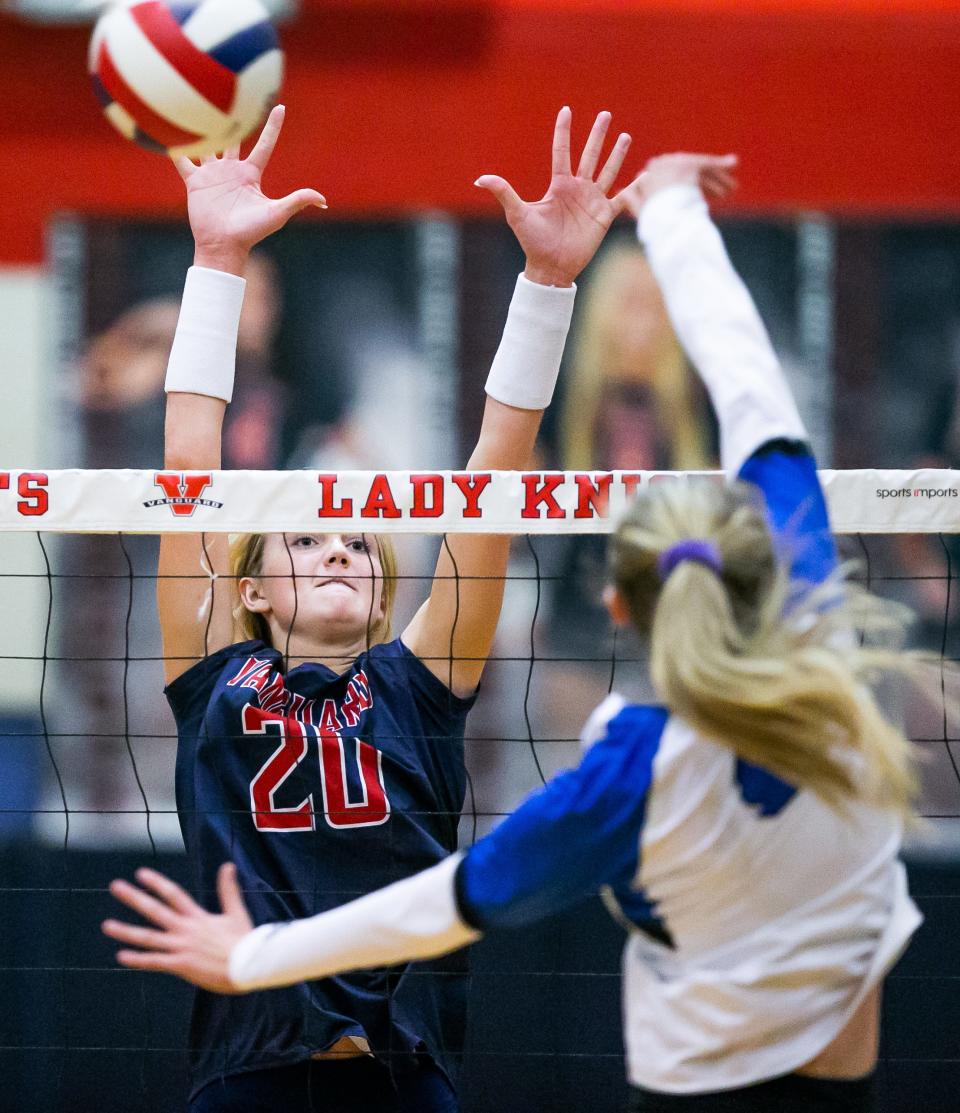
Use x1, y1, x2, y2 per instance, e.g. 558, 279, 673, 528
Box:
175, 104, 327, 275
102, 863, 253, 994
476, 107, 633, 288
620, 152, 739, 219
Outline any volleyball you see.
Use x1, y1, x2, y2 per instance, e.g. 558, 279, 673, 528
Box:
88, 0, 283, 158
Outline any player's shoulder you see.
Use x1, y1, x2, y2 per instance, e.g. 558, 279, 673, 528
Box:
580, 693, 670, 755
348, 638, 411, 696
166, 640, 273, 694
566, 696, 672, 818
364, 636, 409, 664
369, 636, 478, 715
165, 640, 276, 724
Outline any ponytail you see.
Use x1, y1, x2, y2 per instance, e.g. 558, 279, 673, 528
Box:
610, 481, 918, 818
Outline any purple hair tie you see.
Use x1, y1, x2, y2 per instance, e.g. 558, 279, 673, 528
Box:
657, 539, 723, 582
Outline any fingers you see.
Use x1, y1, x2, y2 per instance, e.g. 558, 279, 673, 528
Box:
701, 154, 739, 198
102, 917, 177, 952
271, 188, 328, 226
551, 105, 572, 178
648, 152, 736, 170
670, 152, 738, 178
108, 878, 181, 929
474, 175, 524, 220
628, 152, 740, 209
697, 154, 737, 178
576, 110, 611, 179
246, 104, 286, 173
702, 169, 738, 198
613, 176, 647, 220
701, 164, 736, 186
173, 156, 196, 182
216, 862, 249, 921
595, 132, 632, 194
222, 145, 241, 162
569, 108, 630, 192
132, 867, 201, 917
115, 949, 180, 972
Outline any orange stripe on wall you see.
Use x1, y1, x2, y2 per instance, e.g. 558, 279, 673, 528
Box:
1, 5, 959, 265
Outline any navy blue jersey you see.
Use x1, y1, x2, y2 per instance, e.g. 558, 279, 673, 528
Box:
167, 636, 474, 1099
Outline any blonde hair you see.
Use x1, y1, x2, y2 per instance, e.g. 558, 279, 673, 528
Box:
609, 480, 919, 818
561, 242, 711, 471
229, 533, 398, 650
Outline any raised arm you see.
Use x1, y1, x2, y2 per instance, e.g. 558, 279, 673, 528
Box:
158, 107, 326, 683
401, 107, 632, 695
622, 156, 807, 477
623, 158, 836, 585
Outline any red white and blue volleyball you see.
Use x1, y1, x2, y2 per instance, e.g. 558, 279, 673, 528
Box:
89, 0, 283, 158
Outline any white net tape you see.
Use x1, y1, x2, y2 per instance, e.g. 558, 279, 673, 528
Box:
0, 468, 958, 534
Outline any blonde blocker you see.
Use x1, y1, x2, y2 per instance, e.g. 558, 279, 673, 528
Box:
228, 533, 398, 648
560, 243, 711, 473
609, 480, 919, 818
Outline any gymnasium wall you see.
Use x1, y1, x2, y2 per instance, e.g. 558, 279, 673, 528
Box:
0, 6, 958, 1106
0, 269, 49, 838
0, 0, 959, 266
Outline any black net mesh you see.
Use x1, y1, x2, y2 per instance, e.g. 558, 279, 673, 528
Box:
0, 518, 957, 1113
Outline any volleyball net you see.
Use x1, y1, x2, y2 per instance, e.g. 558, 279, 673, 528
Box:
0, 464, 957, 847
0, 466, 957, 1106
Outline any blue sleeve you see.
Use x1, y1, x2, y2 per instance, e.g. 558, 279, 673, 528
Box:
737, 441, 837, 586
455, 706, 669, 931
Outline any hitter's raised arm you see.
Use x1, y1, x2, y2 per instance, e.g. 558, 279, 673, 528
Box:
623, 156, 807, 477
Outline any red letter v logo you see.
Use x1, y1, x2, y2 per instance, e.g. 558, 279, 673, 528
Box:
154, 473, 212, 517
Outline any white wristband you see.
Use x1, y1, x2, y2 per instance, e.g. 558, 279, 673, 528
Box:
484, 273, 576, 411
164, 266, 246, 403
228, 853, 480, 992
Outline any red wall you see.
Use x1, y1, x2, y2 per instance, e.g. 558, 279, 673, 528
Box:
2, 0, 959, 264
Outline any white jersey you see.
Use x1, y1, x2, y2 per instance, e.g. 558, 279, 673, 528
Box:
597, 698, 917, 1092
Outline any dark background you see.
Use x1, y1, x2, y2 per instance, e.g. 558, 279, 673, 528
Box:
1, 846, 957, 1113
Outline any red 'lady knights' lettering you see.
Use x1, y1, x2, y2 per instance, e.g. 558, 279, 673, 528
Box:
451, 473, 491, 518
361, 474, 402, 518
411, 474, 444, 517
521, 474, 566, 519
575, 473, 612, 519
317, 474, 353, 518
